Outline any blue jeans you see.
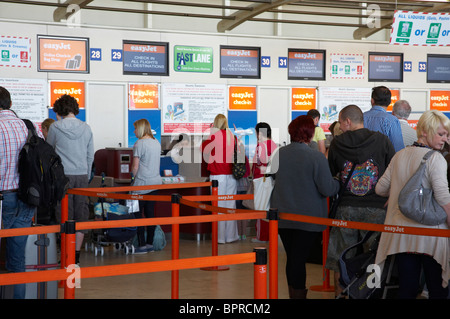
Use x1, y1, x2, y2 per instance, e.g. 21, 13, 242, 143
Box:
2, 192, 35, 299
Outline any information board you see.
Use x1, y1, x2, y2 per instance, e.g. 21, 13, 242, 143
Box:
288, 49, 326, 80
123, 40, 169, 76
368, 52, 403, 82
427, 54, 450, 83
220, 45, 260, 79
37, 35, 89, 73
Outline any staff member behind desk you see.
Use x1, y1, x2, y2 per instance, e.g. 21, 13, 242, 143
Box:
0, 86, 43, 299
375, 110, 450, 299
201, 114, 239, 244
47, 94, 94, 265
131, 119, 162, 254
271, 115, 340, 299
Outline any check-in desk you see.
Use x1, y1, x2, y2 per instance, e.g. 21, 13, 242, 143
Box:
155, 177, 212, 240
93, 147, 212, 240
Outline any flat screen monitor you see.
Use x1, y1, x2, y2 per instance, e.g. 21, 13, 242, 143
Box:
220, 45, 261, 79
123, 40, 169, 76
427, 54, 450, 83
37, 35, 89, 73
368, 52, 403, 82
288, 49, 326, 80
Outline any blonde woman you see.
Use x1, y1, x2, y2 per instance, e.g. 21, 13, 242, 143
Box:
201, 114, 240, 243
131, 119, 162, 254
375, 110, 450, 299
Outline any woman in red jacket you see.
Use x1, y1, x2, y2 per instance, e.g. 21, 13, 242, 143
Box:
201, 114, 239, 243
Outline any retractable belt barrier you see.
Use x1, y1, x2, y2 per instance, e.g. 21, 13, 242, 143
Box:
0, 180, 449, 300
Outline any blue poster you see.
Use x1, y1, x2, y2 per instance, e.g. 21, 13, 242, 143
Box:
291, 111, 307, 121
128, 109, 161, 147
48, 108, 86, 122
228, 110, 257, 159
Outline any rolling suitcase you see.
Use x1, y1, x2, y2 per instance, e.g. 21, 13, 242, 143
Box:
24, 231, 59, 299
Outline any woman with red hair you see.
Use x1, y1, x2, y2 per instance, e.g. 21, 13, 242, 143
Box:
271, 115, 340, 299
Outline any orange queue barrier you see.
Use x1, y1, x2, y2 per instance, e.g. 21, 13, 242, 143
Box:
3, 181, 450, 300
62, 182, 259, 299
0, 253, 257, 285
279, 212, 450, 238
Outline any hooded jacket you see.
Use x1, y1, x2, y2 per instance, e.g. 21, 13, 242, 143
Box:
46, 117, 94, 176
327, 128, 395, 208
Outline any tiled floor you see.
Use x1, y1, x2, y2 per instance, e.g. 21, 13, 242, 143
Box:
64, 234, 335, 300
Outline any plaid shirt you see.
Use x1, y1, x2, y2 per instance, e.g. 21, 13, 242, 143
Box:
0, 110, 42, 191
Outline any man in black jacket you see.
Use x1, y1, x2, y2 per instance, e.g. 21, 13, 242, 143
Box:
325, 104, 395, 298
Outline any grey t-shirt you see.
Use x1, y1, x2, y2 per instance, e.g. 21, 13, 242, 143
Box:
132, 138, 162, 194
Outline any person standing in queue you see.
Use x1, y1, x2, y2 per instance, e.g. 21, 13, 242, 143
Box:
201, 114, 240, 244
131, 118, 162, 254
271, 115, 340, 299
47, 94, 94, 265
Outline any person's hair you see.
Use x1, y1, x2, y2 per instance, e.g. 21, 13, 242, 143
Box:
416, 110, 450, 141
392, 100, 411, 119
134, 118, 155, 139
288, 115, 315, 143
52, 94, 79, 116
340, 104, 363, 125
306, 109, 320, 119
371, 86, 392, 107
0, 86, 11, 110
255, 122, 272, 139
213, 113, 228, 130
212, 113, 233, 145
41, 118, 55, 131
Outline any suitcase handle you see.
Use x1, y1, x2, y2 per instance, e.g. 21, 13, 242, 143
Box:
34, 237, 50, 247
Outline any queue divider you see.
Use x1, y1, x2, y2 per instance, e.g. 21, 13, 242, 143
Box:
201, 180, 229, 271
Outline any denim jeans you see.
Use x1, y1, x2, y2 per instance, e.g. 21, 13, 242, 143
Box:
2, 192, 35, 299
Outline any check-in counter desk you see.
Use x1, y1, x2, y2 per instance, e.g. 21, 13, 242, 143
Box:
155, 177, 211, 240
93, 147, 211, 240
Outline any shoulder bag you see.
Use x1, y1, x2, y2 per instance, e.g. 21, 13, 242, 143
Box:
398, 150, 447, 225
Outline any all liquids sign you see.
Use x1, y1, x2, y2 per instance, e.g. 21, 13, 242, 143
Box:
391, 11, 450, 45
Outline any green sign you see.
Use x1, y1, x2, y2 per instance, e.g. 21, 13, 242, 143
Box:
397, 21, 413, 38
174, 45, 213, 73
1, 50, 9, 61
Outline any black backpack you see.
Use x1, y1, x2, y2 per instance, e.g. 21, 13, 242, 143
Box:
18, 119, 69, 208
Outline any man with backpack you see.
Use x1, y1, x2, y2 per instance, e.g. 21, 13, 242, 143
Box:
47, 94, 94, 265
325, 104, 395, 298
0, 86, 43, 299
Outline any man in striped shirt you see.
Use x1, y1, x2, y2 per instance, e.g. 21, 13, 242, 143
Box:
0, 86, 42, 298
364, 86, 405, 153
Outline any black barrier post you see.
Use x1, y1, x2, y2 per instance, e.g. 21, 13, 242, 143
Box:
254, 247, 268, 299
171, 193, 181, 299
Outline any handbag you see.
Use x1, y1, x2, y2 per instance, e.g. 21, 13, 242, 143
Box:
398, 150, 447, 226
232, 136, 246, 180
329, 162, 355, 219
253, 175, 274, 211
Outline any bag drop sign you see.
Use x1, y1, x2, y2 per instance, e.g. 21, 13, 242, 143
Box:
174, 45, 213, 73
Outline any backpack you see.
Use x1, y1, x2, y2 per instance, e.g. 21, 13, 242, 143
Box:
18, 119, 69, 209
152, 225, 166, 251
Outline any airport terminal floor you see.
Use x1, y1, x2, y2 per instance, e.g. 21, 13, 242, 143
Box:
62, 234, 334, 300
